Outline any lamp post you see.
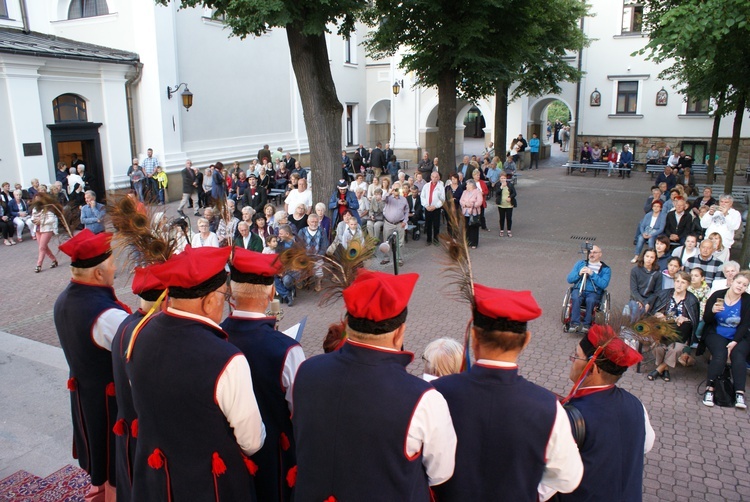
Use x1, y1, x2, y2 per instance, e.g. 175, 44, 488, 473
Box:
167, 83, 193, 111
391, 79, 403, 147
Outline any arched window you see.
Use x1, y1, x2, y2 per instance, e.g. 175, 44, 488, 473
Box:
68, 0, 108, 19
53, 94, 88, 122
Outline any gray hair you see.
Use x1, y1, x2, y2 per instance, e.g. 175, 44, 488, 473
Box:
241, 206, 255, 216
85, 190, 96, 199
465, 179, 477, 189
719, 194, 734, 203
423, 338, 463, 378
315, 202, 326, 213
69, 167, 77, 174
723, 260, 740, 273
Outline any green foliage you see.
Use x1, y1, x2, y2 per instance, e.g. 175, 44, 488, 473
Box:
638, 0, 750, 115
547, 100, 571, 125
366, 0, 588, 102
158, 0, 367, 37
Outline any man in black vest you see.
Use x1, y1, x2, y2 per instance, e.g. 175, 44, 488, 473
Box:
54, 230, 131, 502
126, 246, 266, 501
221, 249, 305, 502
432, 285, 583, 501
293, 270, 456, 501
111, 265, 165, 502
552, 324, 654, 502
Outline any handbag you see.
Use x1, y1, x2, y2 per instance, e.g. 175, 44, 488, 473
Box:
467, 214, 480, 227
713, 365, 735, 407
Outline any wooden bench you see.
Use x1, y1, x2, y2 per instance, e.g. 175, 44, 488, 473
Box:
562, 162, 630, 177
694, 184, 750, 204
268, 189, 286, 205
647, 164, 723, 179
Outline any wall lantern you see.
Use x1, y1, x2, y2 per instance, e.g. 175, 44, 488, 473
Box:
392, 80, 404, 96
167, 82, 193, 111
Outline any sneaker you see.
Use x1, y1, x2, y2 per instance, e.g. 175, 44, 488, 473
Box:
703, 390, 715, 407
567, 324, 580, 333
736, 393, 747, 410
581, 326, 590, 334
194, 211, 200, 216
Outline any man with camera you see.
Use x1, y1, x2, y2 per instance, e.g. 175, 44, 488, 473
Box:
566, 244, 611, 334
700, 194, 741, 249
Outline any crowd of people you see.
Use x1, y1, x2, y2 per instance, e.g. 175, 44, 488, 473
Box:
566, 174, 749, 411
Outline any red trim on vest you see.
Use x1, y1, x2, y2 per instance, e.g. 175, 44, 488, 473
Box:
345, 339, 415, 363
280, 432, 290, 451
131, 418, 139, 438
213, 353, 242, 406
403, 388, 430, 461
571, 385, 615, 399
243, 456, 258, 476
67, 377, 77, 391
286, 465, 297, 488
113, 419, 126, 436
324, 496, 337, 502
106, 382, 116, 396
147, 449, 172, 502
164, 308, 229, 340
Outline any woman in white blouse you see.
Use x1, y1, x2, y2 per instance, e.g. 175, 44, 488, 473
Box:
191, 217, 219, 248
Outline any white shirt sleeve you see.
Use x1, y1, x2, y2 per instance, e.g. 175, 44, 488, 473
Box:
538, 401, 584, 498
281, 345, 306, 415
700, 212, 712, 229
92, 308, 131, 351
215, 353, 266, 456
643, 405, 655, 454
726, 209, 742, 232
405, 389, 457, 486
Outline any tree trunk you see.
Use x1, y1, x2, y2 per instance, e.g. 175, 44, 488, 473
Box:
724, 93, 745, 195
707, 113, 721, 184
706, 91, 724, 185
494, 81, 509, 160
436, 70, 457, 180
286, 26, 343, 205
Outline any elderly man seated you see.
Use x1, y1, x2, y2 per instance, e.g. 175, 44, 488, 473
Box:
566, 245, 611, 334
686, 239, 724, 286
700, 194, 741, 249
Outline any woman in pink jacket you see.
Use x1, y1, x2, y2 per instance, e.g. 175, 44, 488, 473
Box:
460, 179, 484, 249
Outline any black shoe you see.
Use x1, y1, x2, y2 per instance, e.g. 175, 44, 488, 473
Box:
178, 210, 186, 218
287, 295, 294, 307
50, 261, 59, 269
194, 210, 200, 216
425, 240, 432, 245
647, 369, 661, 381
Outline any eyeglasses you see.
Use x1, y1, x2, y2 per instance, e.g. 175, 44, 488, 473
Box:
568, 354, 589, 363
214, 288, 232, 303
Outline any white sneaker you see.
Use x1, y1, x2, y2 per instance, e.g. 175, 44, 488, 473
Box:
703, 390, 715, 407
630, 256, 638, 263
736, 393, 747, 410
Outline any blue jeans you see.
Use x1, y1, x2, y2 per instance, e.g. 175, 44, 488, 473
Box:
570, 289, 601, 327
634, 234, 656, 256
275, 273, 297, 300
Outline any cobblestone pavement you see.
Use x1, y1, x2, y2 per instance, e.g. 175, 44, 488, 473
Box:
2, 148, 749, 500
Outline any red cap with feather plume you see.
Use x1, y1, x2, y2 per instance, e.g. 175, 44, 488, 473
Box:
59, 229, 112, 268
580, 324, 642, 375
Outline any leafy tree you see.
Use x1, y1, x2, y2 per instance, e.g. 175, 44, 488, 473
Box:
639, 0, 750, 189
366, 0, 586, 178
157, 0, 367, 203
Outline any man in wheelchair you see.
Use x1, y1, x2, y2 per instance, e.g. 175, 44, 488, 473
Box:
566, 244, 611, 334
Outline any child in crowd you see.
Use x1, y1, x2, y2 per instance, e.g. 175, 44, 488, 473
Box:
263, 235, 279, 254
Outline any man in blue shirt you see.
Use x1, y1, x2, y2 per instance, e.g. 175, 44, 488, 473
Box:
529, 133, 540, 170
566, 245, 611, 333
618, 144, 634, 178
80, 190, 106, 234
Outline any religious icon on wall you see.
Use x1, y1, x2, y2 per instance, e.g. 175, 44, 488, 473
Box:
590, 89, 601, 107
656, 88, 668, 106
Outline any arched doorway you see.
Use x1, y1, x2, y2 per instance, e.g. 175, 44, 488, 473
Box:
367, 99, 391, 147
47, 93, 106, 201
463, 106, 485, 138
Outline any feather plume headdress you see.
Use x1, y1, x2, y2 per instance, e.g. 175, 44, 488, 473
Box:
561, 309, 679, 404
29, 193, 79, 241
437, 204, 476, 370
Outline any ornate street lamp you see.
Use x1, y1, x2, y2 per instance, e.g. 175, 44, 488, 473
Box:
167, 83, 193, 111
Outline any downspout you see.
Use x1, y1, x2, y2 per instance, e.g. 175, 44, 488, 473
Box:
125, 62, 143, 161
19, 0, 30, 34
572, 14, 584, 161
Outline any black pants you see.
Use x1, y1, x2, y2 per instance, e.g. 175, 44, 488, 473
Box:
465, 216, 479, 247
424, 208, 440, 243
498, 207, 513, 231
479, 206, 487, 230
530, 152, 539, 169
705, 331, 750, 392
0, 219, 13, 239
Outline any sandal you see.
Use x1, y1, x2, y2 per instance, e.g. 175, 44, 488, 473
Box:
35, 266, 41, 273
661, 370, 671, 382
50, 260, 59, 269
647, 369, 661, 381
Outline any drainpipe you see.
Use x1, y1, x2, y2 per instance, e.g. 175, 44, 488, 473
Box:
125, 62, 143, 161
571, 14, 584, 161
19, 0, 30, 34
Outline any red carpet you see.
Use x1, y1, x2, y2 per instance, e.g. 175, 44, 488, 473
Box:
0, 465, 89, 501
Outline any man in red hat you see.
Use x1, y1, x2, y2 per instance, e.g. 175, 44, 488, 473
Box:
292, 270, 456, 501
54, 229, 132, 502
551, 325, 654, 501
221, 249, 306, 502
126, 246, 266, 501
111, 265, 165, 502
431, 284, 582, 501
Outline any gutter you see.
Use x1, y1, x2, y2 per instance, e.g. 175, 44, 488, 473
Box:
125, 62, 143, 160
19, 0, 30, 34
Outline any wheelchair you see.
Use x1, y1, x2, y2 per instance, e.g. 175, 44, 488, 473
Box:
561, 286, 611, 332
